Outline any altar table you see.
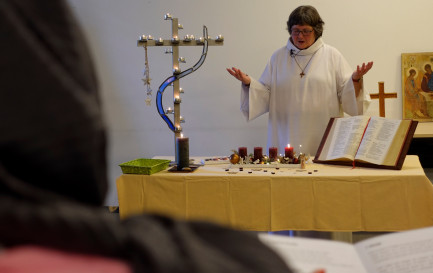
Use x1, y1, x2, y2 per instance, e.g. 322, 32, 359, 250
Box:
116, 155, 433, 232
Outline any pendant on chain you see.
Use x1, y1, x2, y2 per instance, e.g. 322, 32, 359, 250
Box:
294, 50, 318, 79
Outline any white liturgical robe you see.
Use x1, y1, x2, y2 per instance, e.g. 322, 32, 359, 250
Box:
241, 37, 370, 156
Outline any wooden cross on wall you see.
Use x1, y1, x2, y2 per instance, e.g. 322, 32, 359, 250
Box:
369, 82, 397, 117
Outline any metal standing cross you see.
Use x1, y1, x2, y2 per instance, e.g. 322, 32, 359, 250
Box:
370, 82, 397, 117
137, 14, 223, 162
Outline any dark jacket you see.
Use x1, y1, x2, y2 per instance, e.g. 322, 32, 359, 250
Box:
0, 1, 293, 273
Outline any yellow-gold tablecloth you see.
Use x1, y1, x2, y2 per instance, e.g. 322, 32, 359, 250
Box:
116, 155, 433, 232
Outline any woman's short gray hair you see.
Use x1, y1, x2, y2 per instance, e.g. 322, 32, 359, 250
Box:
287, 5, 325, 38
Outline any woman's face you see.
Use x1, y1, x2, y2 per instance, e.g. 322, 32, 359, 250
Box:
291, 25, 316, 49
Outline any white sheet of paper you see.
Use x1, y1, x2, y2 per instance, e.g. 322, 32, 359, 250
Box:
259, 234, 367, 273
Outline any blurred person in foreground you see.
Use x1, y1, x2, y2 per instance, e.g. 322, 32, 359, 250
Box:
0, 1, 327, 273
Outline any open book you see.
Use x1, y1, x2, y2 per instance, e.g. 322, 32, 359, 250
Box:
259, 226, 433, 273
313, 116, 418, 170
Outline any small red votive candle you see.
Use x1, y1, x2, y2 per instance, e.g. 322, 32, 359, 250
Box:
253, 147, 263, 162
285, 144, 294, 159
238, 147, 247, 159
269, 147, 278, 161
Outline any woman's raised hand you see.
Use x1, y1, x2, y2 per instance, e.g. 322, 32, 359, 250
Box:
227, 67, 251, 85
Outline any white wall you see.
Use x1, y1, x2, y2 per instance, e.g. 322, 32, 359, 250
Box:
67, 0, 433, 205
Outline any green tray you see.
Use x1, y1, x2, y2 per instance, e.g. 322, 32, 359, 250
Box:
119, 158, 171, 175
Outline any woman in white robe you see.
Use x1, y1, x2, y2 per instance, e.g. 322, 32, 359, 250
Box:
228, 5, 373, 156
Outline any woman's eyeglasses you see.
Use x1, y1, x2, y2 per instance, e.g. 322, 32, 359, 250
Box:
291, 29, 313, 36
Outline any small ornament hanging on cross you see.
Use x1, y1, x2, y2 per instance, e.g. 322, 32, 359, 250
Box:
142, 43, 153, 106
369, 81, 397, 117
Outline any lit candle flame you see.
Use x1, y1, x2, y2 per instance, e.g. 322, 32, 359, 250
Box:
287, 144, 291, 148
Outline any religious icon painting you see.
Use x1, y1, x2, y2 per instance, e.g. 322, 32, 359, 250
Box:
401, 52, 433, 122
